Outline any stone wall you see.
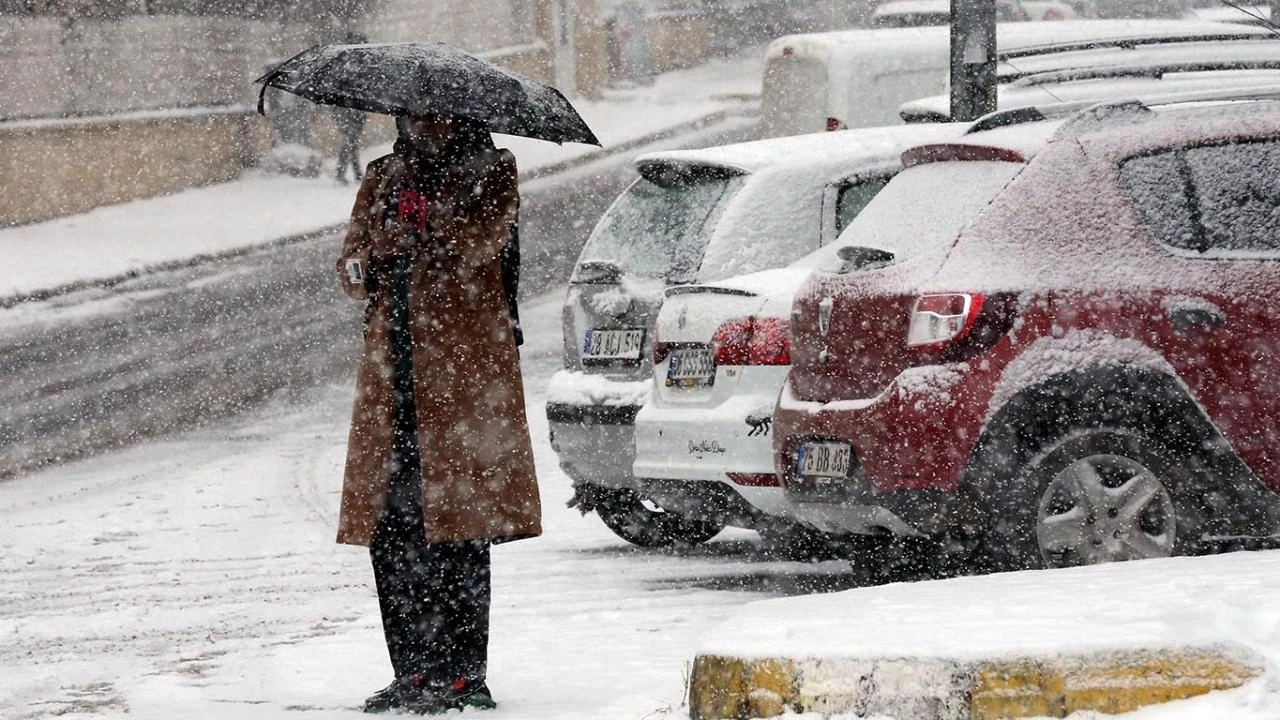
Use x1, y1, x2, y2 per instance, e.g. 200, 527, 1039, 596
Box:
0, 108, 256, 225
0, 36, 551, 228
0, 16, 293, 121
0, 1, 554, 227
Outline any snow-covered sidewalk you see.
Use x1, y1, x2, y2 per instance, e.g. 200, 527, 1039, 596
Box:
0, 49, 762, 303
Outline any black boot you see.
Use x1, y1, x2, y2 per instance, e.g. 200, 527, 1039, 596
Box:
362, 676, 426, 713
402, 679, 496, 715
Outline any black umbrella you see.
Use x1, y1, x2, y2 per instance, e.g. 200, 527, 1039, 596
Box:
255, 42, 601, 146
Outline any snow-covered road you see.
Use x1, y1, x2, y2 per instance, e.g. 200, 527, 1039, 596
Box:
7, 282, 1280, 720
0, 290, 852, 719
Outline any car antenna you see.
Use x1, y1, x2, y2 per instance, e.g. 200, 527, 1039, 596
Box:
1218, 0, 1280, 37
1000, 57, 1067, 104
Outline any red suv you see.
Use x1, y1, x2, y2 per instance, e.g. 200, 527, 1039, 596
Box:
775, 99, 1280, 571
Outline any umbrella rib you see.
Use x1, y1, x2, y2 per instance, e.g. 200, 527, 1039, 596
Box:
254, 43, 323, 115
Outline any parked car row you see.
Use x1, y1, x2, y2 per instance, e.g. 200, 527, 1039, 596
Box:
545, 122, 964, 547
758, 19, 1272, 136
548, 22, 1280, 575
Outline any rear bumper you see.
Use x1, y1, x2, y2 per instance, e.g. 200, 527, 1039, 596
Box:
633, 397, 788, 515
772, 367, 984, 536
546, 402, 642, 490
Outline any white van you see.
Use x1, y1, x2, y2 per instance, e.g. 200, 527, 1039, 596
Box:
759, 19, 1269, 137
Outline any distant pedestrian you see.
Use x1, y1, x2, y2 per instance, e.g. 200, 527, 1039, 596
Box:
334, 112, 541, 715
333, 105, 367, 183
333, 32, 369, 184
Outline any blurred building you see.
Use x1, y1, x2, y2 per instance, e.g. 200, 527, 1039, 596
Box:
0, 0, 605, 226
0, 0, 848, 227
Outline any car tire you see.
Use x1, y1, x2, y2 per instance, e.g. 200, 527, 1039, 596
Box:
594, 488, 727, 548
984, 428, 1202, 571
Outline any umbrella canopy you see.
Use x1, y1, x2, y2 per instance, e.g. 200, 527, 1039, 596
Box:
255, 42, 601, 146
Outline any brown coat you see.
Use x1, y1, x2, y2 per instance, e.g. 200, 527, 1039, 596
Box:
334, 148, 541, 547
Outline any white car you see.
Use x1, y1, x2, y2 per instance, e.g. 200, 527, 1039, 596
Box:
550, 122, 966, 549
633, 267, 809, 540
870, 0, 1038, 27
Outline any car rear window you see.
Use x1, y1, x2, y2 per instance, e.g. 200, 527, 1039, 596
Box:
1122, 139, 1280, 255
795, 160, 1023, 272
574, 167, 744, 282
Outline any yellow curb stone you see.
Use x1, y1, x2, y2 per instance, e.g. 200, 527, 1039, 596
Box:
689, 646, 1262, 720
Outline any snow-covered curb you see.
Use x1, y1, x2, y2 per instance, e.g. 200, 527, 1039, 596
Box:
688, 551, 1280, 719
689, 646, 1263, 719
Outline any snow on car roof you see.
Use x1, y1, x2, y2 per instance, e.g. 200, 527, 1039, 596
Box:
998, 35, 1280, 80
635, 122, 968, 176
1072, 96, 1280, 151
764, 19, 1273, 62
871, 0, 952, 16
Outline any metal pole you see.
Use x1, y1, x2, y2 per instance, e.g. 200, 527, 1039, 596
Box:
555, 0, 578, 94
949, 0, 997, 122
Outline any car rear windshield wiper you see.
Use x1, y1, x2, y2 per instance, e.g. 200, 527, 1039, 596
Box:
837, 246, 896, 273
572, 260, 624, 284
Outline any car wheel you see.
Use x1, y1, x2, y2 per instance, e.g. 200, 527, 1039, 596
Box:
986, 429, 1201, 571
594, 488, 726, 548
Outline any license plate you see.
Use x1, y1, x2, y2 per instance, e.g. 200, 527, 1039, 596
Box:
583, 328, 645, 362
666, 347, 715, 387
795, 441, 852, 479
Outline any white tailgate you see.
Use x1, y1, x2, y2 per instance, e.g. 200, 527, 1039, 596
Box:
653, 276, 802, 409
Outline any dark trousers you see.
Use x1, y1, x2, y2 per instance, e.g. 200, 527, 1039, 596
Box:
371, 255, 490, 684
370, 481, 491, 684
337, 140, 361, 181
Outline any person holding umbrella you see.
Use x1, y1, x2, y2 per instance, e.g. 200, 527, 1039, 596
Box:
256, 43, 598, 714
332, 110, 542, 714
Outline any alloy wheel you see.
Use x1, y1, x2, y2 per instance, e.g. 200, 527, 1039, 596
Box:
1035, 452, 1176, 567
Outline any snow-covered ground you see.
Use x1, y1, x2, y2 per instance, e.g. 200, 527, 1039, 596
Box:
0, 291, 831, 719
6, 284, 1280, 720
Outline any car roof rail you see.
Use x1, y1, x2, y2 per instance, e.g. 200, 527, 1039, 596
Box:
1052, 87, 1280, 137
1052, 99, 1153, 137
1009, 59, 1280, 88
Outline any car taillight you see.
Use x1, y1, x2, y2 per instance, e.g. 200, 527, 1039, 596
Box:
712, 316, 791, 366
652, 325, 666, 365
906, 292, 1021, 362
907, 293, 986, 348
826, 117, 847, 132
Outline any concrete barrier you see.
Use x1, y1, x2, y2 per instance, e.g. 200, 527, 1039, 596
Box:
690, 645, 1264, 719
